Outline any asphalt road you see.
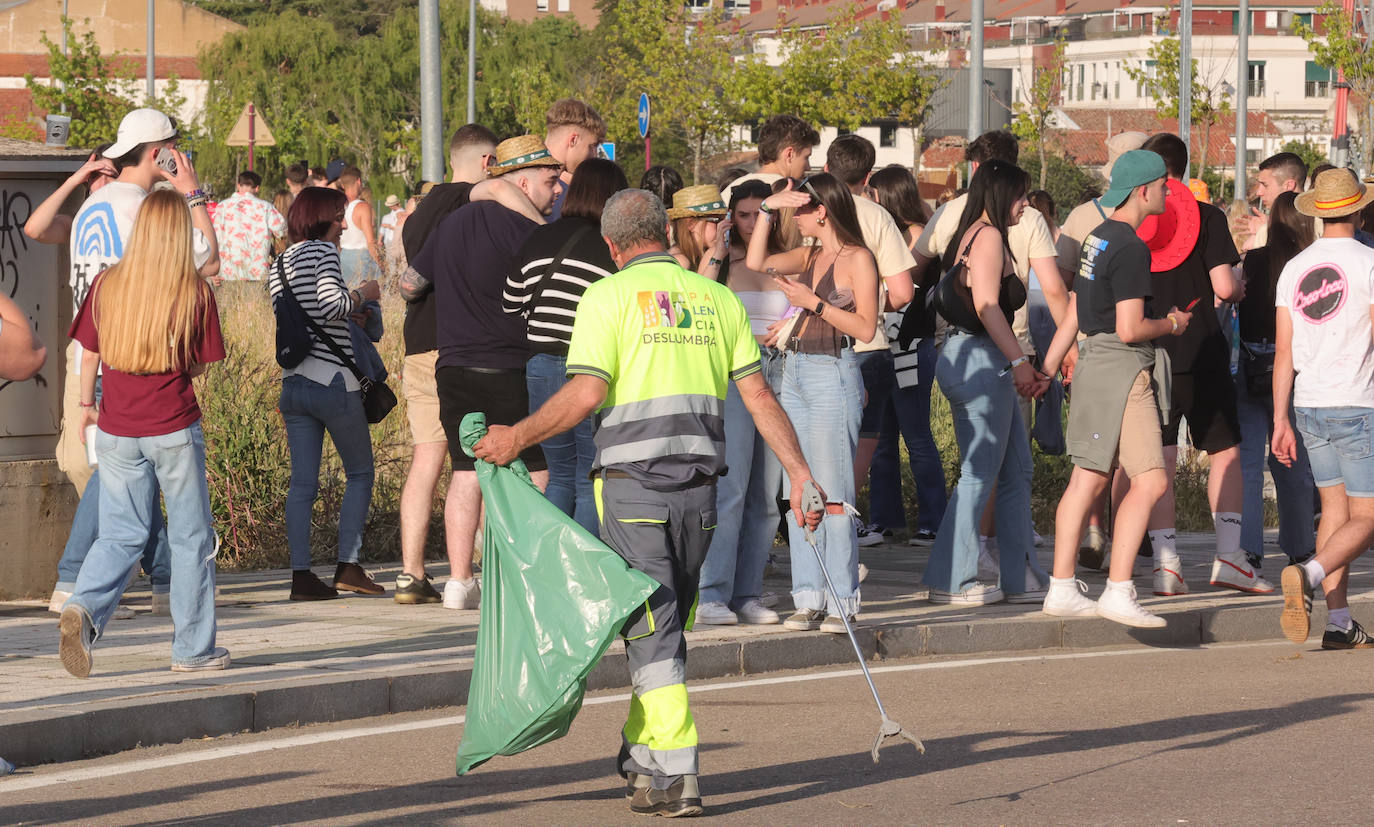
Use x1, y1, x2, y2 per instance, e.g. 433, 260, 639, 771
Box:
5, 641, 1372, 825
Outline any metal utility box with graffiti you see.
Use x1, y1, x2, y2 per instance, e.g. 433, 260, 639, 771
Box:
0, 139, 84, 461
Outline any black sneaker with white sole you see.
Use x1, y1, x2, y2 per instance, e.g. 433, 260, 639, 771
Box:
394, 572, 442, 604
1322, 619, 1374, 650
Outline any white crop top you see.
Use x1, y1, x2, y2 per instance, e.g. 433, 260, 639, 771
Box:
736, 290, 793, 337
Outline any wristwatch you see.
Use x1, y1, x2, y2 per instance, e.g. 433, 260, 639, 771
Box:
813, 299, 826, 315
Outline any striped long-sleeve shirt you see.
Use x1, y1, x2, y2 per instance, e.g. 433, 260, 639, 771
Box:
503, 217, 617, 357
269, 240, 359, 391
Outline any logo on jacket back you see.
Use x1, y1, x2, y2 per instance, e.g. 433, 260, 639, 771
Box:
637, 291, 693, 329
1292, 263, 1347, 324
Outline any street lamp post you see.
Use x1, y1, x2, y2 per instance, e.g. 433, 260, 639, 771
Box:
1236, 0, 1248, 202
419, 0, 444, 183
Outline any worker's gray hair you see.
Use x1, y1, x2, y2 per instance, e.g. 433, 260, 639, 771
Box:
601, 189, 669, 250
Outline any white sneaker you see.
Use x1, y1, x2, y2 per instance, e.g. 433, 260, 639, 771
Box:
1096, 580, 1166, 628
928, 582, 1004, 605
1042, 577, 1098, 617
1006, 565, 1049, 604
735, 599, 780, 625
48, 588, 72, 614
694, 601, 738, 625
151, 592, 171, 616
976, 542, 1000, 583
1152, 558, 1189, 596
1209, 552, 1275, 594
443, 577, 480, 610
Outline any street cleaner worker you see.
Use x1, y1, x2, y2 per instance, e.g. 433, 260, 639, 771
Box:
474, 188, 824, 818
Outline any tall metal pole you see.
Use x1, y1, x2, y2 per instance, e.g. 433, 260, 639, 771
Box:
146, 0, 156, 102
419, 0, 445, 183
968, 0, 984, 142
1178, 0, 1192, 172
1235, 0, 1248, 201
59, 0, 69, 112
467, 0, 477, 123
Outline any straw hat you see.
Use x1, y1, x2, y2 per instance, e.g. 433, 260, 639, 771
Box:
1296, 168, 1374, 218
666, 184, 727, 220
1102, 131, 1148, 179
384, 194, 401, 207
488, 135, 562, 176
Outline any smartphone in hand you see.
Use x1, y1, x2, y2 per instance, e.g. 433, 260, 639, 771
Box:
154, 147, 178, 175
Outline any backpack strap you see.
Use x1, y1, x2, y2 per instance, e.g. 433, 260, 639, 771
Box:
525, 223, 595, 315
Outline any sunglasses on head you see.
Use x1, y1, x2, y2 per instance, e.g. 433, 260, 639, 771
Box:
785, 176, 822, 207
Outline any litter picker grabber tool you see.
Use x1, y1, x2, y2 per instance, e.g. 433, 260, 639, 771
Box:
801, 479, 925, 763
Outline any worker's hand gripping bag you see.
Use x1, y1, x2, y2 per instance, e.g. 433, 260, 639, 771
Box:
455, 413, 658, 775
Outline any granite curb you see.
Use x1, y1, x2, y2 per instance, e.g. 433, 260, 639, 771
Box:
2, 598, 1337, 769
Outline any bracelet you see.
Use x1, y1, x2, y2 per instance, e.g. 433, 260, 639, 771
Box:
184, 188, 204, 201
79, 400, 96, 408
759, 203, 772, 215
187, 196, 209, 210
1169, 313, 1178, 333
350, 289, 362, 306
708, 257, 722, 268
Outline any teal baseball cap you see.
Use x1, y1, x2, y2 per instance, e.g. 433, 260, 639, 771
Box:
1099, 149, 1167, 209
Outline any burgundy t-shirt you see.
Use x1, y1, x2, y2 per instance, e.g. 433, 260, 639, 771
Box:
69, 280, 226, 438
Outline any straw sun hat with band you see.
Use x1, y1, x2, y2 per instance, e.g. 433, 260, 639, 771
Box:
1296, 168, 1374, 219
487, 134, 563, 177
666, 185, 727, 220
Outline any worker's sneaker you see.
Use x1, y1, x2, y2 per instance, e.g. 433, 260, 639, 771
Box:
171, 648, 231, 672
908, 529, 937, 547
629, 774, 702, 817
443, 577, 480, 610
1042, 577, 1098, 617
394, 572, 441, 604
694, 601, 738, 626
819, 613, 855, 634
1322, 619, 1374, 650
58, 604, 95, 679
1005, 565, 1049, 604
623, 771, 651, 800
783, 608, 826, 631
1096, 580, 1165, 628
1280, 564, 1314, 643
734, 599, 780, 625
1209, 552, 1275, 594
1077, 526, 1108, 571
928, 582, 1004, 606
1152, 559, 1189, 596
48, 588, 72, 615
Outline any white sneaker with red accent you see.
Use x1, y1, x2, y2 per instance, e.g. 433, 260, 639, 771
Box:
1209, 552, 1275, 593
1152, 558, 1189, 596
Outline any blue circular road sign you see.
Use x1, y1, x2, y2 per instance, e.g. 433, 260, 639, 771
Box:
637, 93, 651, 140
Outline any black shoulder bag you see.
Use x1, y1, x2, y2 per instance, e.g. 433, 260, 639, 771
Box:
524, 223, 595, 316
272, 257, 314, 369
288, 281, 398, 424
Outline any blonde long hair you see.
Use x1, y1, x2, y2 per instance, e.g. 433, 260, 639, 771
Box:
95, 188, 207, 374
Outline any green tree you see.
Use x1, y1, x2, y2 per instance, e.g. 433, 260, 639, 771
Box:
596, 0, 746, 184
1124, 20, 1231, 182
188, 0, 411, 38
1281, 138, 1330, 173
1011, 38, 1066, 189
1016, 154, 1100, 223
2, 19, 133, 147
1296, 2, 1374, 171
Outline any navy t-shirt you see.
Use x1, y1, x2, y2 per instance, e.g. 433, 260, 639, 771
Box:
401, 182, 473, 355
412, 201, 538, 370
1076, 218, 1155, 336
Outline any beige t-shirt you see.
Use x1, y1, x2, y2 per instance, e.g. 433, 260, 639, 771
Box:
721, 172, 781, 206
852, 195, 917, 351
915, 194, 1058, 356
1058, 198, 1111, 274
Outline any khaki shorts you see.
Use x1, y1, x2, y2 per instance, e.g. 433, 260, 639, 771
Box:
403, 350, 447, 445
1117, 370, 1165, 478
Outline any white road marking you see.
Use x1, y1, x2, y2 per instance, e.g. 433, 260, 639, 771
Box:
1, 640, 1290, 793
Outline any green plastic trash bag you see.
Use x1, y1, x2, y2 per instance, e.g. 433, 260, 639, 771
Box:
455, 412, 659, 775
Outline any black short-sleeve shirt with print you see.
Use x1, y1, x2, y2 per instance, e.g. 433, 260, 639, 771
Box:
1076, 218, 1155, 336
1149, 200, 1240, 372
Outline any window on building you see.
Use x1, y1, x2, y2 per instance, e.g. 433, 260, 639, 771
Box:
536, 0, 548, 10
1306, 61, 1335, 98
1246, 149, 1259, 164
1077, 64, 1085, 100
879, 123, 898, 148
1138, 59, 1155, 97
1248, 61, 1266, 98
557, 0, 569, 9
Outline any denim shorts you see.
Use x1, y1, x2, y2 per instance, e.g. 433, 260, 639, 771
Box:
1296, 406, 1374, 497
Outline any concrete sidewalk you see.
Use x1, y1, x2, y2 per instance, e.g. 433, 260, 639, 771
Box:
2, 531, 1368, 769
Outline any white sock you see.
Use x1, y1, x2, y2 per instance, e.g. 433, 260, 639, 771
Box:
1213, 512, 1243, 558
1328, 607, 1353, 631
1149, 529, 1179, 566
1301, 558, 1327, 586
1050, 576, 1077, 590
1104, 578, 1133, 592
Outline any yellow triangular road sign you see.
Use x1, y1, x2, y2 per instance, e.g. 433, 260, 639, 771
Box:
226, 103, 276, 147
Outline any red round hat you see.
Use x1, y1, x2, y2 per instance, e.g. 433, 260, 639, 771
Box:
1136, 178, 1201, 273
